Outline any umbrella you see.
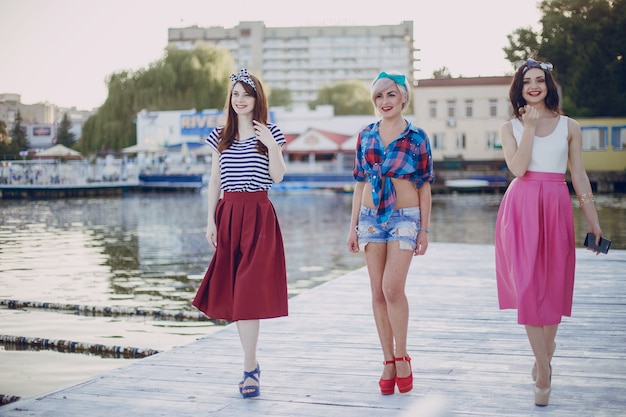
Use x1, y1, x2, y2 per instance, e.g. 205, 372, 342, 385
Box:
36, 144, 83, 159
121, 143, 164, 154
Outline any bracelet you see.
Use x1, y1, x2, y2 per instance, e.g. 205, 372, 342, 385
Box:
578, 192, 595, 206
418, 227, 429, 233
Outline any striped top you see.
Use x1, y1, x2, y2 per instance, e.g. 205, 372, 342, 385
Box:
206, 124, 286, 192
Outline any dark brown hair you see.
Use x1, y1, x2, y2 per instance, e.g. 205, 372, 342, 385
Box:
217, 73, 269, 154
509, 61, 561, 119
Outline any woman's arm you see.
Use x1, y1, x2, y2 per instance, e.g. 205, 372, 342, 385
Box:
415, 182, 431, 256
266, 142, 286, 183
347, 181, 365, 253
500, 119, 535, 177
567, 118, 603, 242
205, 151, 221, 248
253, 120, 286, 182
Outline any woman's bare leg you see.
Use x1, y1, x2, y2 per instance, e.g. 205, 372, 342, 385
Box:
237, 319, 260, 387
365, 242, 395, 380
382, 241, 413, 378
525, 325, 556, 388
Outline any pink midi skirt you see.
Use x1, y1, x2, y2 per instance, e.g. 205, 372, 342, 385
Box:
192, 191, 288, 322
495, 171, 575, 325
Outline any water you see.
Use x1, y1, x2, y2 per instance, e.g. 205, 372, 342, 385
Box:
1, 190, 625, 399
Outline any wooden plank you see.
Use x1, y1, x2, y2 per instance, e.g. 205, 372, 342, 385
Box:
1, 243, 624, 417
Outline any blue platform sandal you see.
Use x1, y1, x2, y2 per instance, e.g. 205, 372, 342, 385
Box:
239, 364, 261, 399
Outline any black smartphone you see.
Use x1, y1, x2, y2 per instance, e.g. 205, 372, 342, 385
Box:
584, 233, 611, 254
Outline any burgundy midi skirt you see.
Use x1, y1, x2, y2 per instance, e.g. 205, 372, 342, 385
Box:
192, 191, 288, 321
495, 171, 575, 326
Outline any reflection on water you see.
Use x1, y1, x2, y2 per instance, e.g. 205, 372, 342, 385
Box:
1, 190, 624, 398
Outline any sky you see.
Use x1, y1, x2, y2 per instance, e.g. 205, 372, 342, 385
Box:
0, 0, 541, 111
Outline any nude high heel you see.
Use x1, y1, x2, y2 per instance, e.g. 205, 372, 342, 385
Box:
534, 365, 552, 406
534, 386, 551, 406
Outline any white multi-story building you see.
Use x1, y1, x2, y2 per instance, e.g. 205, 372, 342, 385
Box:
168, 21, 417, 106
0, 93, 92, 150
414, 76, 513, 166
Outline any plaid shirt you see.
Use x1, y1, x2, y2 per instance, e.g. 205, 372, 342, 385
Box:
353, 120, 435, 223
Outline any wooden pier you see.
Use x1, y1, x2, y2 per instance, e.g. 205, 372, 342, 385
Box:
1, 243, 624, 416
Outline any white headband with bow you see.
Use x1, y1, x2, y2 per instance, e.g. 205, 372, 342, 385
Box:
229, 68, 256, 91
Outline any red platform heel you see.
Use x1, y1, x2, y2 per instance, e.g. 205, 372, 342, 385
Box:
395, 355, 413, 393
379, 359, 396, 395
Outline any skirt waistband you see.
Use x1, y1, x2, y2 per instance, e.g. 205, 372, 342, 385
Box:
518, 171, 565, 182
222, 190, 269, 202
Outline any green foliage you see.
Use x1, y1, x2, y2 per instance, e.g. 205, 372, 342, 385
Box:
504, 0, 626, 117
310, 80, 374, 115
0, 120, 18, 159
503, 27, 541, 67
56, 113, 77, 148
268, 87, 293, 108
0, 120, 8, 145
79, 46, 233, 154
432, 67, 452, 79
10, 110, 29, 152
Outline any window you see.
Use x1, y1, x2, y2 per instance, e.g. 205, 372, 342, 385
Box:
581, 126, 608, 150
431, 132, 444, 150
489, 99, 498, 118
446, 100, 456, 119
455, 132, 466, 149
486, 131, 501, 149
428, 100, 437, 119
611, 126, 626, 150
465, 100, 473, 118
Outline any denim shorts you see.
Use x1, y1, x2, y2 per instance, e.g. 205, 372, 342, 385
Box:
356, 206, 421, 251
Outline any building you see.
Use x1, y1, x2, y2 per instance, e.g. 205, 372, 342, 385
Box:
0, 93, 92, 151
0, 93, 56, 126
577, 117, 626, 172
414, 76, 626, 179
168, 21, 416, 107
414, 76, 512, 169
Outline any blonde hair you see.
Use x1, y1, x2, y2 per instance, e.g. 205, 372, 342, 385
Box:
371, 74, 410, 112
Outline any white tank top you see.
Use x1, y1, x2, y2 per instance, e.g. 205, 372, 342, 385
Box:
511, 116, 569, 174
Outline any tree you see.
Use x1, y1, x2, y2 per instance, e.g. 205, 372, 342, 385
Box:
309, 80, 374, 115
268, 87, 293, 108
0, 120, 7, 145
0, 120, 15, 159
79, 45, 234, 154
56, 113, 77, 148
432, 67, 452, 79
503, 27, 541, 66
503, 0, 626, 117
10, 110, 29, 152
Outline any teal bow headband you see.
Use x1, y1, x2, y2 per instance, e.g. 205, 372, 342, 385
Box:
374, 72, 407, 89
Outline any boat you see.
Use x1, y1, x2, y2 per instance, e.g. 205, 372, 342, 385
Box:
274, 172, 354, 192
138, 172, 207, 190
444, 174, 509, 193
444, 179, 491, 189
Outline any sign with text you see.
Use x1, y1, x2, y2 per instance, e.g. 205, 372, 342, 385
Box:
179, 111, 275, 137
32, 125, 52, 136
180, 111, 223, 136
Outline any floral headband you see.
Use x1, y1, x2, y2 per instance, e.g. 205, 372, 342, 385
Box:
230, 68, 256, 91
519, 58, 554, 74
